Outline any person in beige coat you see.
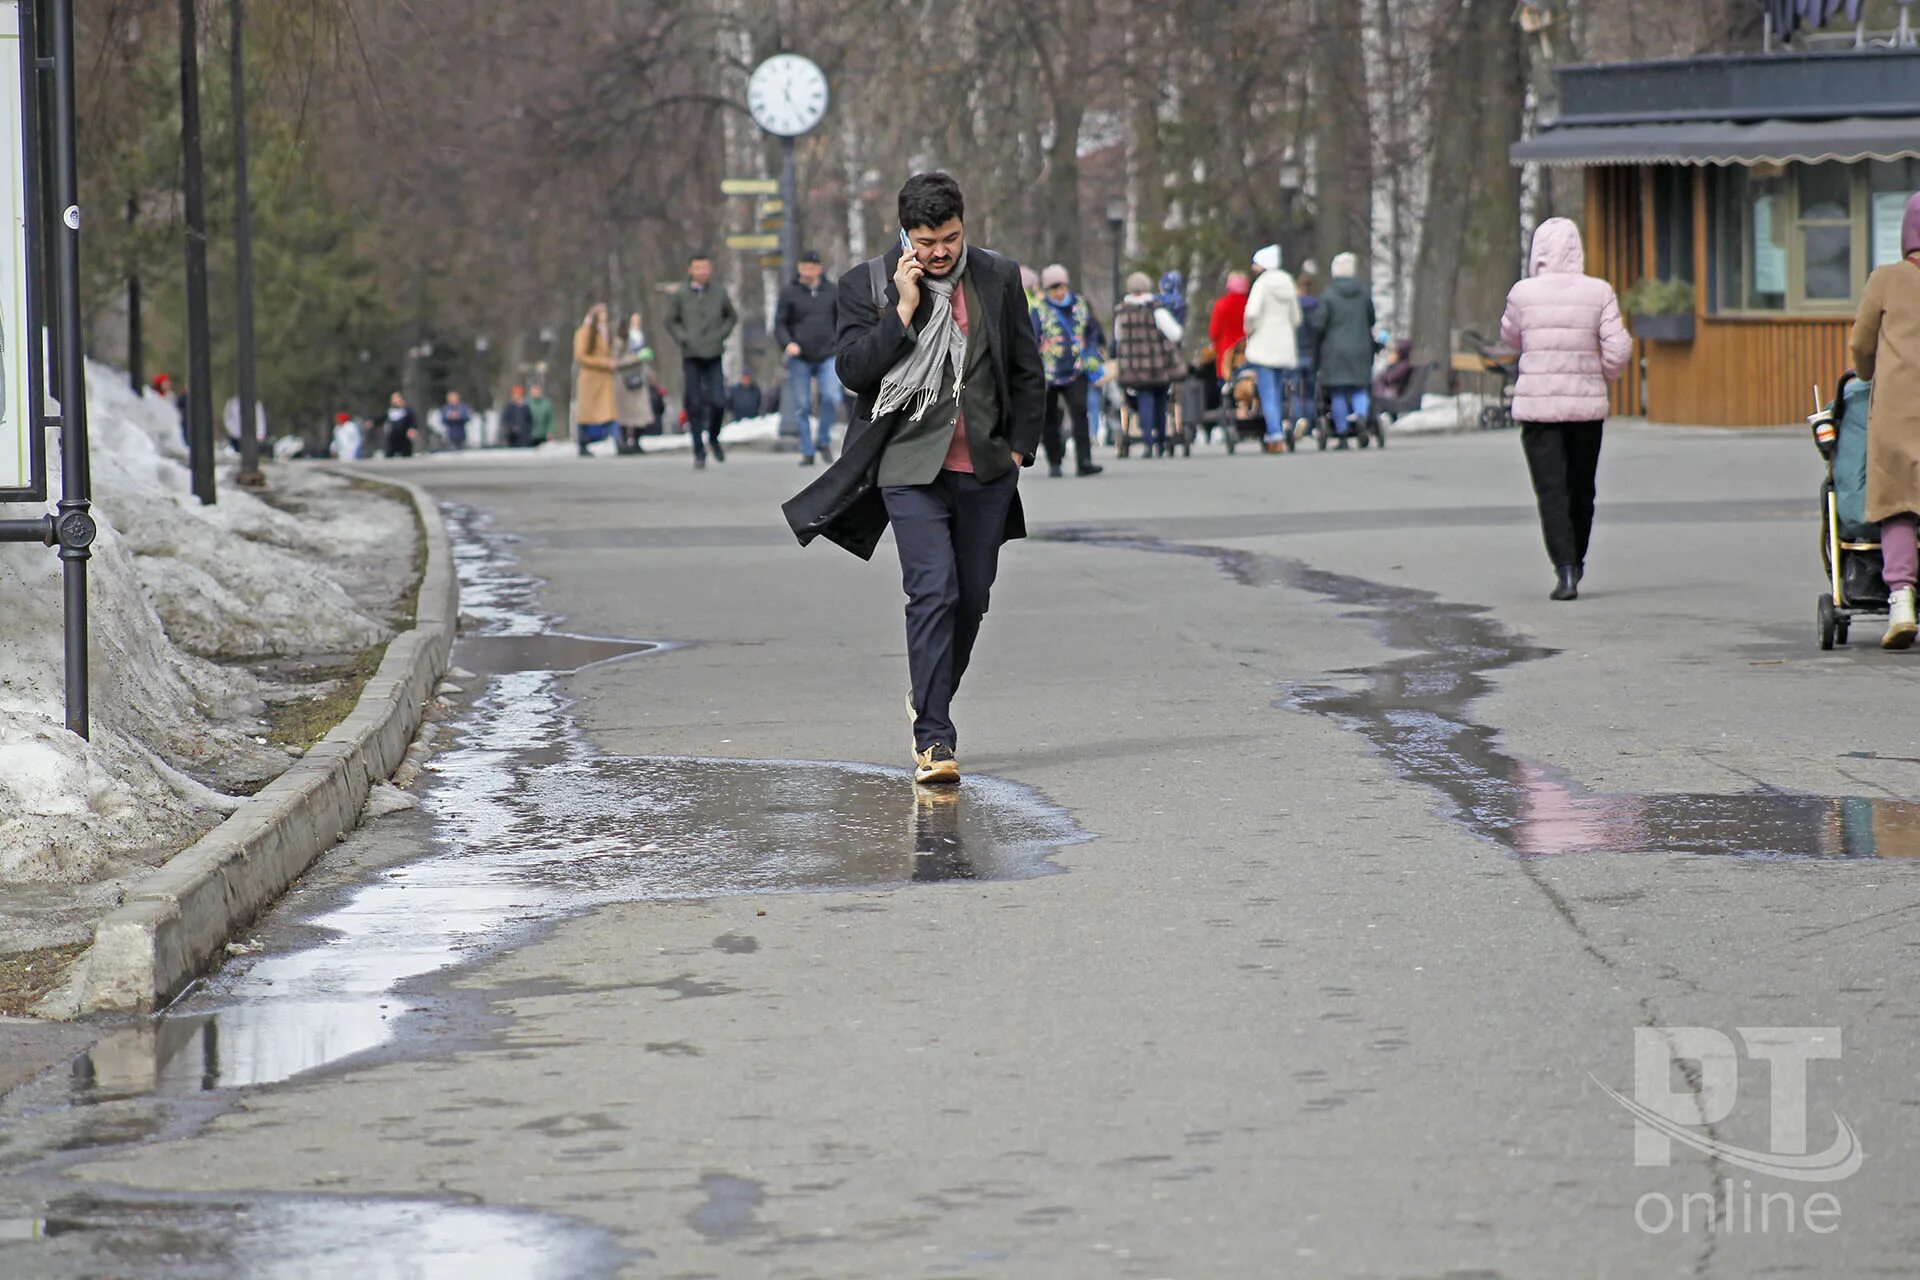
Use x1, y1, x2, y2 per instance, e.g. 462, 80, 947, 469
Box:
1848, 191, 1920, 649
573, 303, 619, 457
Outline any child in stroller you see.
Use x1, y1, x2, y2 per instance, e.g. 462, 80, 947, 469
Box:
1811, 372, 1888, 649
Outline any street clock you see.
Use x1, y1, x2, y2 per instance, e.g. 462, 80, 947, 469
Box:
747, 54, 828, 137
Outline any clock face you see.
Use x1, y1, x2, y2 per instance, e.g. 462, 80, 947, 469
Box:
747, 54, 829, 137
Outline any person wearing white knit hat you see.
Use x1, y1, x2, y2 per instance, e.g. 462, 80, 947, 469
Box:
1243, 244, 1302, 452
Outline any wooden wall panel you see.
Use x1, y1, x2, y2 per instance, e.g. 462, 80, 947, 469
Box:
1583, 167, 1648, 418
1585, 164, 1853, 426
1647, 317, 1852, 425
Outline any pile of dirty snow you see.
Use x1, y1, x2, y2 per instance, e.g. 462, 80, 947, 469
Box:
1386, 393, 1495, 436
0, 363, 396, 894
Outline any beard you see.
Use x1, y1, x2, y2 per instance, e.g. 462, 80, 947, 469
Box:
923, 244, 964, 278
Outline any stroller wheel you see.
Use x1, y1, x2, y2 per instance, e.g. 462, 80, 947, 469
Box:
1818, 594, 1838, 651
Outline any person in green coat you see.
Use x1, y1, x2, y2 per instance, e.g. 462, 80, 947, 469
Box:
527, 383, 555, 445
1313, 252, 1379, 449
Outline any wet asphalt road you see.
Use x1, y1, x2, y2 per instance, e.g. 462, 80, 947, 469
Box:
7, 424, 1920, 1278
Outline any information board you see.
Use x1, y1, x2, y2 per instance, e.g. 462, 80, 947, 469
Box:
0, 2, 32, 500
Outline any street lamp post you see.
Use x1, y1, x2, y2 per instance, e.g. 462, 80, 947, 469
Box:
179, 0, 216, 505
1105, 196, 1125, 318
1278, 159, 1303, 272
230, 0, 262, 488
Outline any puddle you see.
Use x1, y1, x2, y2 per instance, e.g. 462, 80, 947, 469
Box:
0, 1190, 625, 1278
687, 1174, 766, 1242
1045, 528, 1920, 860
52, 506, 1083, 1100
455, 632, 656, 676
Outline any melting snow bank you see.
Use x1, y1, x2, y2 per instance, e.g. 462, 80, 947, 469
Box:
0, 364, 409, 906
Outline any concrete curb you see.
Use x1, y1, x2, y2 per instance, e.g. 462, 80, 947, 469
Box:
73, 472, 456, 1015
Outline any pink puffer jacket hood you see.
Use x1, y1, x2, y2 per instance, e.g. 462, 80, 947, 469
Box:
1500, 218, 1633, 423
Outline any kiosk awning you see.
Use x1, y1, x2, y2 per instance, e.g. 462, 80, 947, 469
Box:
1510, 115, 1920, 167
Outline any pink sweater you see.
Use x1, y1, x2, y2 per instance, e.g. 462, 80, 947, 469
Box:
1499, 218, 1633, 423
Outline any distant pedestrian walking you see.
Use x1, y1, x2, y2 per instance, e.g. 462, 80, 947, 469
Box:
615, 313, 654, 455
383, 391, 418, 458
777, 248, 843, 467
331, 411, 362, 460
1114, 271, 1185, 458
441, 391, 473, 450
1208, 271, 1251, 381
1290, 260, 1320, 438
1312, 253, 1378, 449
727, 369, 763, 422
1243, 244, 1302, 452
1500, 218, 1632, 601
527, 383, 554, 445
501, 385, 535, 448
573, 303, 619, 457
1847, 190, 1920, 648
1032, 264, 1105, 477
224, 395, 267, 453
665, 251, 737, 469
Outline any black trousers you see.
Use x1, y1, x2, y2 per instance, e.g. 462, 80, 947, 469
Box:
1042, 376, 1094, 470
881, 468, 1018, 752
682, 356, 726, 459
1520, 420, 1603, 569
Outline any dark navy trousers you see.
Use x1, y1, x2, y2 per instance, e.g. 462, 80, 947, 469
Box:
881, 467, 1018, 752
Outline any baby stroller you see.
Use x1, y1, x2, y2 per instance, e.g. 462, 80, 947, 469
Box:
1812, 372, 1885, 649
1460, 330, 1519, 431
1115, 383, 1194, 458
1219, 342, 1268, 454
1308, 380, 1383, 451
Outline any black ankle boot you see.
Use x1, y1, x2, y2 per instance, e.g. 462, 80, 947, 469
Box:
1550, 566, 1579, 601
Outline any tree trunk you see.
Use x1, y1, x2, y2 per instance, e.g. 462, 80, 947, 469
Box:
1455, 0, 1527, 343
1311, 0, 1374, 274
1409, 0, 1500, 370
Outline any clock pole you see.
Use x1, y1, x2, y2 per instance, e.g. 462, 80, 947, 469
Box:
778, 134, 796, 290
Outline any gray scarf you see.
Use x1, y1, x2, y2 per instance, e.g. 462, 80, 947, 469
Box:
873, 247, 969, 422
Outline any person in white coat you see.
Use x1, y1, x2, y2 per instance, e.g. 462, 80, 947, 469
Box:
1242, 243, 1302, 452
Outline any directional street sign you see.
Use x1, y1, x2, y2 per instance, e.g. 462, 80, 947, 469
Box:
720, 178, 779, 196
724, 233, 780, 251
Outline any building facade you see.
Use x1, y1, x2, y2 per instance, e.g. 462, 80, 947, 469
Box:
1513, 47, 1920, 425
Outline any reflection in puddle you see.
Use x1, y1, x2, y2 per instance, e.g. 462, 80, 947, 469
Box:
0, 1191, 624, 1278
1047, 528, 1920, 860
62, 506, 1084, 1099
456, 632, 657, 676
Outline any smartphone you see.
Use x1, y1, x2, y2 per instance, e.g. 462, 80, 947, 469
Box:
899, 227, 914, 257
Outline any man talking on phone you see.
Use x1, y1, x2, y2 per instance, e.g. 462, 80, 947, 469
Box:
783, 171, 1045, 786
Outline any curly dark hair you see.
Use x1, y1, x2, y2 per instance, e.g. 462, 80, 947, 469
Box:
898, 171, 965, 232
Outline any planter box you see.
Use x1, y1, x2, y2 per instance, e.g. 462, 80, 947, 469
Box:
1633, 312, 1695, 343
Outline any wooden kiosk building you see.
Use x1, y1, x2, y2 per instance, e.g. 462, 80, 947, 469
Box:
1512, 47, 1920, 425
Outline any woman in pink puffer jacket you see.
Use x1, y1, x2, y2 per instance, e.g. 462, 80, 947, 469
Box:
1500, 217, 1633, 601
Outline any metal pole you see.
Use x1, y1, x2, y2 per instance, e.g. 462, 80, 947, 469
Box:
229, 0, 260, 485
180, 0, 215, 504
1110, 229, 1121, 325
49, 0, 95, 739
779, 136, 796, 291
126, 195, 141, 391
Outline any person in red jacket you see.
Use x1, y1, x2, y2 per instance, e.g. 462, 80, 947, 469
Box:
1208, 271, 1252, 380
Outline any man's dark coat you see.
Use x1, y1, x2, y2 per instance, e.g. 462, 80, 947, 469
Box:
782, 244, 1046, 559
